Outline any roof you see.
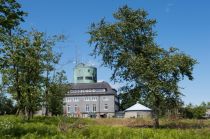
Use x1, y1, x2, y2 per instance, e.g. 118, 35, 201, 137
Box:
66, 81, 117, 96
125, 102, 151, 111
70, 81, 113, 91
74, 63, 96, 69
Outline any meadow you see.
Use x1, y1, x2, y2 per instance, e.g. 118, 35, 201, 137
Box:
0, 115, 210, 139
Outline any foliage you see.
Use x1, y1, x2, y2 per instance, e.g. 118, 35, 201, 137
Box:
48, 71, 69, 116
0, 93, 15, 115
181, 103, 207, 119
119, 87, 142, 110
0, 0, 26, 35
0, 0, 67, 119
88, 5, 197, 127
0, 29, 65, 119
0, 116, 210, 139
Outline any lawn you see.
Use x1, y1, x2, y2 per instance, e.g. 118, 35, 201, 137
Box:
0, 115, 210, 139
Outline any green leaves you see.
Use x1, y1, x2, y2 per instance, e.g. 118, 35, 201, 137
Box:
88, 5, 197, 127
0, 28, 66, 119
0, 0, 27, 34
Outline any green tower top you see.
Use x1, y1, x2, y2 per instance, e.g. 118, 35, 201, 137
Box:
73, 63, 97, 83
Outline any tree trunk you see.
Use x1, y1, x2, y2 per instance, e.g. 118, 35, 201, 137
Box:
153, 92, 160, 128
45, 70, 49, 116
154, 114, 160, 128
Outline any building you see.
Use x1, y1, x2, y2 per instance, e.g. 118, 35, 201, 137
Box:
64, 63, 119, 118
124, 102, 152, 118
73, 63, 97, 83
204, 105, 210, 118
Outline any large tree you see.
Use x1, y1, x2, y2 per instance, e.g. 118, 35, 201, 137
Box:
0, 29, 64, 119
88, 5, 197, 127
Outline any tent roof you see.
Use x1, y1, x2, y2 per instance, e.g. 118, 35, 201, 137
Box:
125, 102, 151, 111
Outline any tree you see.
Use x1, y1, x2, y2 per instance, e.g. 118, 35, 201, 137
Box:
48, 70, 69, 116
181, 103, 206, 119
42, 34, 64, 116
119, 87, 142, 110
0, 93, 15, 115
0, 0, 26, 35
88, 5, 197, 127
0, 29, 64, 119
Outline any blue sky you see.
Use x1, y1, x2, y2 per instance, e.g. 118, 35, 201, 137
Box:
19, 0, 210, 105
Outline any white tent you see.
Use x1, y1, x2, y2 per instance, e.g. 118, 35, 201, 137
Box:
125, 102, 151, 111
124, 102, 152, 118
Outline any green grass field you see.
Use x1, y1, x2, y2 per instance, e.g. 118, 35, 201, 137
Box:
0, 115, 210, 139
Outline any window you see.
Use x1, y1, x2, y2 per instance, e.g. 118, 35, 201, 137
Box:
74, 105, 78, 112
104, 104, 108, 110
67, 97, 71, 102
73, 97, 79, 102
92, 97, 97, 101
86, 104, 90, 112
85, 76, 93, 80
67, 105, 71, 113
93, 104, 96, 112
77, 76, 83, 80
84, 97, 88, 101
103, 97, 109, 101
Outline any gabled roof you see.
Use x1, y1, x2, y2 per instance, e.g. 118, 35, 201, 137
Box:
125, 102, 151, 111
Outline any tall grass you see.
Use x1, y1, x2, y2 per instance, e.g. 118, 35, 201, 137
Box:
0, 115, 210, 139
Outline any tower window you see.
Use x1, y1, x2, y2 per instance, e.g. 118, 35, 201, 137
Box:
77, 76, 83, 80
85, 76, 92, 80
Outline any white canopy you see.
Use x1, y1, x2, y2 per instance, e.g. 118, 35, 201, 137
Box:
125, 102, 151, 111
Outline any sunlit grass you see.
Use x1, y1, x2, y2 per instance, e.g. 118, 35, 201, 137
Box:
0, 115, 210, 139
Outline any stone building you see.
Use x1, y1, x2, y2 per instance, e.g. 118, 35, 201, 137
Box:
63, 63, 119, 118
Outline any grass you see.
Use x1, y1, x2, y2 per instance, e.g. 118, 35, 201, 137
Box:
0, 115, 210, 139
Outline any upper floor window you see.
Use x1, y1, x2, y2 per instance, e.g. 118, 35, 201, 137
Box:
103, 97, 109, 101
73, 97, 79, 102
66, 97, 72, 102
92, 97, 97, 101
84, 96, 97, 101
84, 97, 88, 101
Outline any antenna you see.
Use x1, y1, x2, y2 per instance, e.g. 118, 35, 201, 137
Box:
75, 45, 79, 65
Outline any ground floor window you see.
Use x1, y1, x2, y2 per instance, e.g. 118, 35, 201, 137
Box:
93, 104, 96, 112
86, 104, 90, 112
74, 104, 78, 112
67, 105, 71, 113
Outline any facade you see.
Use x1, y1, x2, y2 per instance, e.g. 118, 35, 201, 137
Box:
64, 82, 119, 118
124, 102, 152, 118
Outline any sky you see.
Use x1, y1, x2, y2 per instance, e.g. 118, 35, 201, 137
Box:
18, 0, 210, 105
